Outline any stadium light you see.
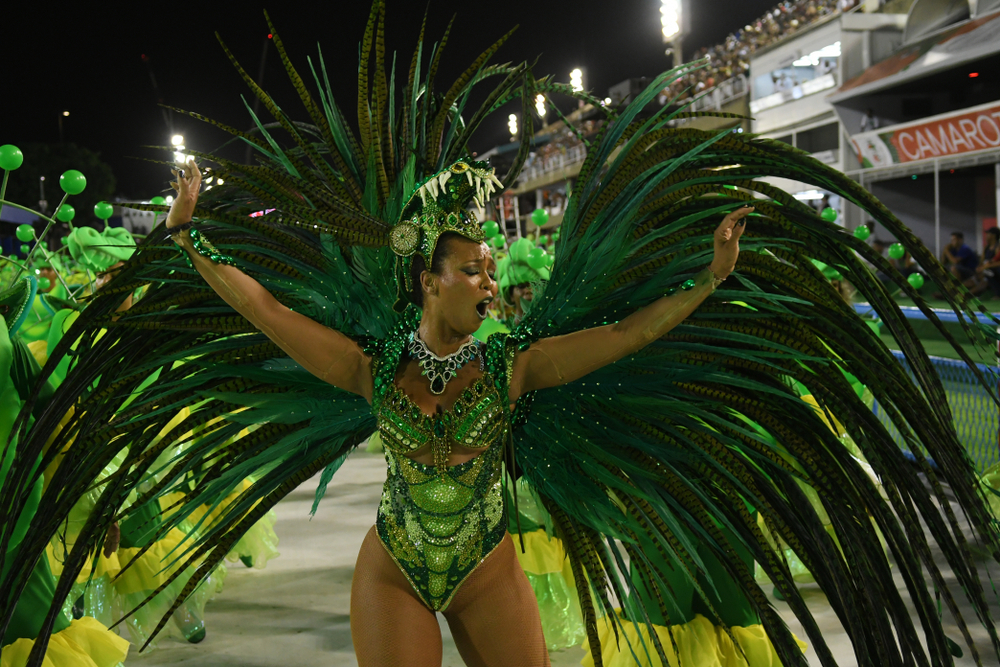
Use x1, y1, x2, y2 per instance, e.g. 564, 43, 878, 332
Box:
660, 0, 681, 41
570, 68, 584, 92
535, 94, 546, 118
508, 113, 518, 137
171, 134, 185, 146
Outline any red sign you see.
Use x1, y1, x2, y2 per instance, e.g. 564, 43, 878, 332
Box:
852, 101, 1000, 168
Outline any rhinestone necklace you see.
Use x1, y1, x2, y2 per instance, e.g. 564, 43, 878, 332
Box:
408, 329, 482, 395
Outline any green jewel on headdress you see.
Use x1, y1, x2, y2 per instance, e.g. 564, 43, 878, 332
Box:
391, 157, 503, 310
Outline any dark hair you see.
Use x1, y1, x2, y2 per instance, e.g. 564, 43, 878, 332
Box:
951, 231, 964, 240
407, 232, 462, 307
987, 227, 1000, 239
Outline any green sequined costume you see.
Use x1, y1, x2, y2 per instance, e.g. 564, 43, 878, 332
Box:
5, 4, 1000, 667
372, 333, 512, 610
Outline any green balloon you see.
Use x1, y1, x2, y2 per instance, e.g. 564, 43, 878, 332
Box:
94, 201, 114, 220
482, 220, 500, 237
552, 229, 560, 241
526, 246, 546, 270
490, 235, 505, 249
150, 196, 167, 206
853, 225, 871, 241
37, 277, 51, 291
15, 224, 35, 242
530, 208, 549, 227
56, 204, 76, 222
820, 207, 838, 222
60, 236, 69, 245
543, 252, 554, 267
888, 243, 905, 260
59, 169, 87, 195
19, 244, 29, 255
0, 144, 24, 171
539, 235, 550, 246
908, 273, 925, 289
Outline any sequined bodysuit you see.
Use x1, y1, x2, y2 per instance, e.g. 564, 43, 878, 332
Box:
371, 332, 516, 611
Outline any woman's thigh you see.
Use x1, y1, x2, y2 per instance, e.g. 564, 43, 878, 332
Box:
443, 533, 550, 667
351, 526, 443, 667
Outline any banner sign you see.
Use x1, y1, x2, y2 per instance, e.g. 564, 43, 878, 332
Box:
851, 100, 1000, 168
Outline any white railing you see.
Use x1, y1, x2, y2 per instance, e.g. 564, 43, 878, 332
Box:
689, 74, 749, 112
519, 142, 588, 184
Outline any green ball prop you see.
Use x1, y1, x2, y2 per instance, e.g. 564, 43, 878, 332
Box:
888, 243, 905, 260
150, 196, 167, 206
19, 244, 29, 254
853, 225, 871, 241
60, 236, 69, 245
543, 253, 554, 267
482, 220, 500, 237
16, 224, 35, 242
552, 229, 560, 241
59, 170, 87, 195
908, 273, 925, 289
56, 204, 76, 222
530, 208, 549, 227
538, 235, 550, 246
0, 145, 24, 171
37, 277, 51, 291
527, 246, 546, 270
491, 235, 505, 249
820, 207, 837, 223
94, 201, 114, 220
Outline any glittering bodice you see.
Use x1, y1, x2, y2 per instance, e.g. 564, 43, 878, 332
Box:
370, 332, 515, 611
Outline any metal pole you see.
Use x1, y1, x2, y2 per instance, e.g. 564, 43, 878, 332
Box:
995, 162, 999, 232
934, 160, 940, 259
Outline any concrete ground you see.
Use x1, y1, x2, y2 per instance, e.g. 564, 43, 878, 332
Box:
129, 451, 1000, 667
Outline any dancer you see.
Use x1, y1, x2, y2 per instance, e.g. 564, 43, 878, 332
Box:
0, 277, 130, 667
4, 5, 1000, 667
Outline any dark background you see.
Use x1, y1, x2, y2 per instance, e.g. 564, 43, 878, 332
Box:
3, 1, 776, 200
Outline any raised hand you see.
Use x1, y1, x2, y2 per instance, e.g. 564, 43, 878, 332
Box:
709, 205, 752, 280
165, 158, 202, 229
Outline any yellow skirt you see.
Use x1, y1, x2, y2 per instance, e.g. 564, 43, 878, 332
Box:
0, 617, 129, 667
581, 613, 807, 667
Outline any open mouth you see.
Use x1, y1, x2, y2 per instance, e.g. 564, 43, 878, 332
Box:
475, 297, 492, 319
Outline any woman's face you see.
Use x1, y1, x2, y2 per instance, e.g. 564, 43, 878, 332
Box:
511, 283, 533, 314
422, 237, 497, 335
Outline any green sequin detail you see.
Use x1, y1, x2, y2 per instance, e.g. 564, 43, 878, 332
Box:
373, 331, 513, 611
681, 278, 696, 291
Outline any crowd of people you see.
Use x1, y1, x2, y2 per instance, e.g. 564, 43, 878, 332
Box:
520, 119, 602, 179
866, 229, 1000, 300
663, 0, 858, 102
939, 229, 1000, 299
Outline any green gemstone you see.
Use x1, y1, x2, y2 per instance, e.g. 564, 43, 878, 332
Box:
681, 279, 696, 291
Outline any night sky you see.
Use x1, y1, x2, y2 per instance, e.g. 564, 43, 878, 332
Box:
5, 1, 776, 199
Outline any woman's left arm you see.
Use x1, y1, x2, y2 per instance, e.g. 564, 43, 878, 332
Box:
508, 206, 751, 401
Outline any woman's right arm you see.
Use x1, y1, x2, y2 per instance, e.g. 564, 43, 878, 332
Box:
165, 160, 372, 402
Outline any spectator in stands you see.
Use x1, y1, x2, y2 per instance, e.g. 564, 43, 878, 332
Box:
941, 231, 979, 282
976, 227, 1000, 299
860, 109, 879, 132
662, 0, 844, 105
934, 231, 985, 299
